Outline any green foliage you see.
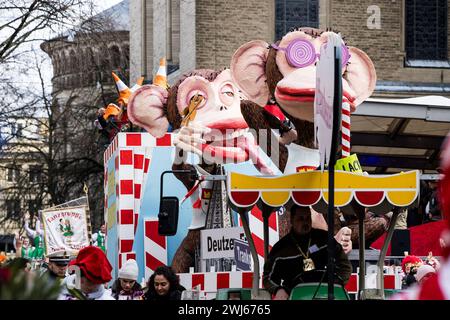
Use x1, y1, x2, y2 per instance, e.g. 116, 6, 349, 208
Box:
0, 259, 62, 300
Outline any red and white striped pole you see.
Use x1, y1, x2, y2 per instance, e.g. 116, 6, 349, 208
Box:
341, 101, 351, 158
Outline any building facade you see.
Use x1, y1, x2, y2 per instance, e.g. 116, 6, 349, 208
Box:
130, 0, 450, 97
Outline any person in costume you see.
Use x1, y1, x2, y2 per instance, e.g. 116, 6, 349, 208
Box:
263, 204, 352, 300
14, 235, 35, 261
92, 224, 106, 253
59, 246, 114, 300
400, 255, 423, 289
23, 215, 45, 260
111, 259, 143, 300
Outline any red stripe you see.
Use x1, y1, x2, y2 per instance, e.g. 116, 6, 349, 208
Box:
342, 110, 351, 116
120, 180, 133, 194
126, 253, 136, 260
342, 122, 351, 130
242, 272, 253, 288
115, 156, 119, 170
264, 104, 286, 122
126, 133, 142, 146
120, 150, 133, 165
134, 214, 138, 234
134, 184, 141, 199
145, 221, 166, 249
384, 275, 396, 289
268, 212, 278, 231
217, 273, 230, 289
120, 240, 133, 252
192, 274, 205, 290
134, 154, 144, 169
144, 158, 150, 173
251, 207, 277, 231
120, 209, 134, 224
252, 233, 272, 257
345, 274, 358, 292
156, 134, 172, 146
342, 133, 350, 141
146, 252, 166, 272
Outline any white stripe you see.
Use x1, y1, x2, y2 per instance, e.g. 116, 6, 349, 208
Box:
156, 66, 167, 76
342, 127, 351, 136
341, 116, 351, 124
118, 133, 126, 147
178, 273, 193, 290
144, 237, 167, 263
116, 81, 128, 92
120, 165, 134, 179
248, 214, 278, 246
118, 195, 134, 210
119, 224, 134, 239
229, 272, 243, 288
204, 272, 217, 292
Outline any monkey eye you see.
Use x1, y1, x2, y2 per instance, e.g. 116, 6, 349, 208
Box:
223, 91, 234, 97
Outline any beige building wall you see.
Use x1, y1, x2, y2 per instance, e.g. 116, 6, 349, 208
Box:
327, 0, 450, 93
195, 0, 274, 69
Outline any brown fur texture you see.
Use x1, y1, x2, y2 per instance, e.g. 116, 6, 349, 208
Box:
240, 100, 289, 172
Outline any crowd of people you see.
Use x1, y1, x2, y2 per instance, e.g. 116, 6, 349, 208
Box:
0, 245, 185, 300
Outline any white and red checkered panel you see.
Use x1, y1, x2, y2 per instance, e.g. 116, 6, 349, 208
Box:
178, 271, 262, 299
117, 148, 136, 253
144, 218, 168, 281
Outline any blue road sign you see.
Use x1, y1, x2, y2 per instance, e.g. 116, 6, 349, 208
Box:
233, 238, 251, 271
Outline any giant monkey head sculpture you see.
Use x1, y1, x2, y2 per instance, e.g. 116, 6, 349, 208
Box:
231, 28, 376, 131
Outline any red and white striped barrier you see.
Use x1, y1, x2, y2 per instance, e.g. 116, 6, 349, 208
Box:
177, 271, 401, 299
341, 101, 351, 158
117, 148, 135, 253
144, 218, 168, 281
239, 207, 279, 272
178, 271, 261, 299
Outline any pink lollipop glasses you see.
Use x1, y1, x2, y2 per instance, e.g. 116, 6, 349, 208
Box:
271, 39, 351, 69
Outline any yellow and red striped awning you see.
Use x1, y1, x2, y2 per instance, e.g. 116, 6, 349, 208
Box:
227, 170, 419, 209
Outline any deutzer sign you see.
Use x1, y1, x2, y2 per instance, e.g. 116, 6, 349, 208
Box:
200, 227, 245, 260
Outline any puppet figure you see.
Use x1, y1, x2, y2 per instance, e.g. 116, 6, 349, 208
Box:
128, 65, 278, 272
230, 27, 386, 248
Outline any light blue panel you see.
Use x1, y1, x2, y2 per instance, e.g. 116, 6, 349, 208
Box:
133, 147, 199, 283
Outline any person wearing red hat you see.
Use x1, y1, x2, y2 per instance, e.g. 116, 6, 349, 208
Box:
392, 133, 450, 300
400, 255, 423, 289
58, 246, 114, 300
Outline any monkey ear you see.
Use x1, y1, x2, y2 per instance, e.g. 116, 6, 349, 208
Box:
231, 40, 270, 107
345, 47, 377, 107
128, 84, 169, 138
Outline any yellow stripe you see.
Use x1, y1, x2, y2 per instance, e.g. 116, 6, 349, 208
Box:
229, 171, 418, 191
